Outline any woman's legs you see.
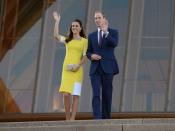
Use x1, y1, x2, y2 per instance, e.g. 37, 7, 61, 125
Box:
63, 93, 71, 120
63, 93, 79, 120
70, 95, 79, 120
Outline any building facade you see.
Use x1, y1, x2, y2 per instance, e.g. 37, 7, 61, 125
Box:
0, 0, 175, 113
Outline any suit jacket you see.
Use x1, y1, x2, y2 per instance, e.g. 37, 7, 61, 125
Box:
86, 28, 119, 75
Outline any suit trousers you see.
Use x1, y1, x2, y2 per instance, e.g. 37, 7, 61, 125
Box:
90, 64, 114, 119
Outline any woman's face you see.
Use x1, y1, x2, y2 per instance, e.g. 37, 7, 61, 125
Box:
71, 22, 81, 34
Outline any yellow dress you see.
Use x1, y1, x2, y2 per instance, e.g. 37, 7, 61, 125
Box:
59, 36, 88, 96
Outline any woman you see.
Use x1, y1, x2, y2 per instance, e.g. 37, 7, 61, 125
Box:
53, 11, 87, 120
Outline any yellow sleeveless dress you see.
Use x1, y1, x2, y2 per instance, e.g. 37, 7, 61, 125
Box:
59, 36, 88, 96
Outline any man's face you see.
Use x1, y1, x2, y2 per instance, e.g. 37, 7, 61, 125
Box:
94, 12, 105, 27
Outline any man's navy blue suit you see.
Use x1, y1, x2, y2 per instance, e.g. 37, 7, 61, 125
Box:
87, 28, 119, 119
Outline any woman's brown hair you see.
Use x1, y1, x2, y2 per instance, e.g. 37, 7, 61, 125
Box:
65, 19, 86, 43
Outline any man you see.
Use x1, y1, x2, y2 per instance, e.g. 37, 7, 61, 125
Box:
86, 11, 119, 119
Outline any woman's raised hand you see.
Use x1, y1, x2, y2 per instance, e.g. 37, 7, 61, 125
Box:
53, 11, 60, 22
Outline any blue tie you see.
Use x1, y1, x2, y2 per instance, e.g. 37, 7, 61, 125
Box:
99, 30, 103, 46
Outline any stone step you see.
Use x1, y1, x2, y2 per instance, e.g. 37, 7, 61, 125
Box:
1, 118, 175, 131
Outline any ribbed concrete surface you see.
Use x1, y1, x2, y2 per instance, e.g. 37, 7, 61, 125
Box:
1, 118, 175, 131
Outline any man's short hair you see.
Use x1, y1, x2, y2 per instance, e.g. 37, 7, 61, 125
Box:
95, 11, 106, 18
